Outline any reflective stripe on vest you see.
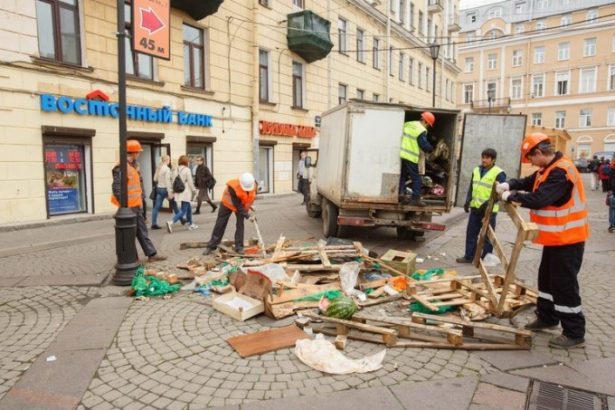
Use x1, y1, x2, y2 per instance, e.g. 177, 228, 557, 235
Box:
110, 163, 143, 208
470, 165, 503, 213
221, 178, 256, 213
400, 121, 424, 164
528, 157, 589, 246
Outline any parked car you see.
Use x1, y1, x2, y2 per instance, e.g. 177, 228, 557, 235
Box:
574, 158, 588, 173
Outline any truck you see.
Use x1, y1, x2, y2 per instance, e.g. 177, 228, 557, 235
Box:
305, 100, 527, 239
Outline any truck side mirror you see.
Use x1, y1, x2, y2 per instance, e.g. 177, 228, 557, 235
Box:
305, 156, 312, 167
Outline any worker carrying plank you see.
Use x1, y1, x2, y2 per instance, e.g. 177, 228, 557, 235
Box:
496, 132, 589, 349
203, 172, 257, 255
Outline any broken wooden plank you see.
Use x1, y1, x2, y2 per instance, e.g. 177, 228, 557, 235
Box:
227, 325, 309, 357
318, 242, 332, 268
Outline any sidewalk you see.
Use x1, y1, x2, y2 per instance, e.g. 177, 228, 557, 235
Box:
1, 182, 614, 409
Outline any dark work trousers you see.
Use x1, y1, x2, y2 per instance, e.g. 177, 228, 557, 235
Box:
298, 177, 309, 203
399, 159, 421, 198
536, 242, 586, 339
207, 204, 245, 250
132, 207, 157, 257
463, 211, 496, 261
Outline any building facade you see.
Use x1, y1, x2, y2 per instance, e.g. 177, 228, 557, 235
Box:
0, 0, 459, 224
456, 0, 615, 160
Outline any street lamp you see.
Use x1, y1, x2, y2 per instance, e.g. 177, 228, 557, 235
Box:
429, 42, 440, 108
487, 88, 495, 113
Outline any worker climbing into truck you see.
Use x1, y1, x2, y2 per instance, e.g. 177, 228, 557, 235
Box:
399, 111, 436, 207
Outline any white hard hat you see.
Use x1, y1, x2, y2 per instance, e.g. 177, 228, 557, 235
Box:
239, 172, 255, 191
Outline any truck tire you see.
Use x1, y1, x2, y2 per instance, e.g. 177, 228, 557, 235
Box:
396, 226, 412, 240
337, 225, 350, 238
306, 201, 321, 218
322, 200, 339, 237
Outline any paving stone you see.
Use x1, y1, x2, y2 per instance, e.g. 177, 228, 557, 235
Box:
475, 351, 559, 371
471, 382, 525, 410
480, 372, 530, 393
390, 376, 479, 410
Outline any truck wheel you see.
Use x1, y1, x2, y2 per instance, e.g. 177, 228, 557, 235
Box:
396, 226, 412, 240
306, 201, 321, 218
337, 225, 350, 238
322, 200, 339, 237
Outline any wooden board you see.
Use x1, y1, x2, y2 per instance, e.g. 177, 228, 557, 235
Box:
227, 325, 309, 357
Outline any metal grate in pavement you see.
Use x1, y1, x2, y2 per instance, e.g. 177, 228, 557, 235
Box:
527, 381, 605, 410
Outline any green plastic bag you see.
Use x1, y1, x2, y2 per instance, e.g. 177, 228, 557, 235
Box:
411, 268, 445, 281
409, 301, 455, 314
131, 266, 182, 297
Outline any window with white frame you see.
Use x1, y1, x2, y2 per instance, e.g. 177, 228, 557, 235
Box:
373, 93, 380, 102
409, 57, 414, 85
579, 109, 592, 127
463, 84, 473, 104
555, 111, 566, 129
399, 52, 405, 81
532, 74, 544, 97
560, 14, 571, 26
612, 35, 615, 52
292, 61, 304, 108
607, 108, 615, 126
511, 78, 522, 99
450, 81, 455, 103
357, 88, 365, 99
445, 79, 449, 100
534, 46, 544, 64
390, 0, 397, 20
466, 13, 476, 24
579, 67, 596, 93
389, 46, 394, 76
292, 0, 304, 8
536, 0, 548, 9
609, 66, 615, 91
356, 29, 365, 63
586, 9, 597, 22
338, 83, 347, 105
466, 32, 475, 43
485, 29, 501, 39
425, 67, 430, 91
555, 71, 569, 96
418, 62, 423, 89
464, 57, 474, 72
515, 24, 524, 34
532, 113, 542, 126
558, 42, 570, 60
487, 7, 502, 18
259, 49, 271, 102
488, 53, 497, 70
338, 18, 347, 54
584, 38, 596, 57
399, 0, 406, 25
373, 38, 380, 69
512, 50, 522, 66
487, 82, 496, 100
535, 20, 545, 31
515, 2, 525, 14
409, 2, 414, 29
418, 11, 424, 35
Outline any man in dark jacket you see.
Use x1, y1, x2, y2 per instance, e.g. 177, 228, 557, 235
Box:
194, 156, 217, 214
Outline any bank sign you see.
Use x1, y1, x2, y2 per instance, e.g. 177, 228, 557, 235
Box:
40, 94, 213, 127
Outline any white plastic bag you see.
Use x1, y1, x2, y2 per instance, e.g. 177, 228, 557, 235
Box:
339, 261, 360, 296
482, 253, 501, 267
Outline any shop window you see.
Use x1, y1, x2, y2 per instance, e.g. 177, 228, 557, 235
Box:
43, 139, 91, 216
35, 0, 82, 65
125, 1, 153, 80
187, 142, 214, 196
258, 145, 274, 193
183, 24, 206, 88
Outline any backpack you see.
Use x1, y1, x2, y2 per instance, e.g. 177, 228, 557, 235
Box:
206, 177, 216, 190
172, 170, 185, 193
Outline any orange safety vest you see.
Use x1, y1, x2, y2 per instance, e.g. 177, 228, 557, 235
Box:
529, 156, 589, 246
221, 179, 256, 213
110, 163, 143, 208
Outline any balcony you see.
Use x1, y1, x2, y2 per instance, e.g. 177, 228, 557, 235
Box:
171, 0, 224, 20
471, 97, 511, 113
287, 10, 333, 63
447, 15, 460, 31
428, 0, 443, 14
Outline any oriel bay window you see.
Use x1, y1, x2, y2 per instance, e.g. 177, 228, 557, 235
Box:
183, 24, 205, 89
125, 1, 153, 80
35, 0, 81, 65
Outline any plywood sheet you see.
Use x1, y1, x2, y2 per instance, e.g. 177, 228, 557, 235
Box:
227, 325, 309, 357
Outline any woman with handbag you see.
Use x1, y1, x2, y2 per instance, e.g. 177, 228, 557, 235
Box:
194, 156, 217, 214
150, 155, 181, 229
166, 155, 198, 233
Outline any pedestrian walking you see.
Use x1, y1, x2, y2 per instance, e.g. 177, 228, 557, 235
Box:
166, 155, 198, 233
194, 156, 217, 214
202, 172, 257, 255
399, 111, 436, 207
297, 151, 309, 205
497, 132, 588, 349
608, 158, 615, 232
456, 148, 506, 264
110, 140, 166, 262
598, 159, 610, 192
151, 155, 181, 229
588, 155, 600, 191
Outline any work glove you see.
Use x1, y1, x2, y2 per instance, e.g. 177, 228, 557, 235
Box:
501, 191, 513, 202
495, 182, 510, 194
249, 216, 257, 222
241, 211, 250, 220
463, 202, 470, 213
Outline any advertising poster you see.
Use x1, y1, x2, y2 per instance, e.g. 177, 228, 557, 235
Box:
45, 144, 85, 215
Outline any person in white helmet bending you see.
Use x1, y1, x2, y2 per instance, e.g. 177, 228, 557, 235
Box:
203, 173, 257, 255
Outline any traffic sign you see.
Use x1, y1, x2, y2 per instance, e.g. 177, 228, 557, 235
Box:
132, 0, 170, 60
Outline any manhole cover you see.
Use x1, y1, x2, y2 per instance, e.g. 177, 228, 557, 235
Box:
527, 381, 604, 410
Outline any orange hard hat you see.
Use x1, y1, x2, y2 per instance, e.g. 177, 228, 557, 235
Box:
520, 132, 550, 163
127, 139, 143, 153
421, 111, 435, 127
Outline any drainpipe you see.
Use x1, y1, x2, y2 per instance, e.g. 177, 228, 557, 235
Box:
327, 0, 332, 108
252, 0, 260, 176
385, 0, 391, 101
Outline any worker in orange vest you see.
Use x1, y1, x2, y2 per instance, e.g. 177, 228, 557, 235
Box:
497, 133, 589, 349
111, 140, 166, 262
202, 173, 257, 255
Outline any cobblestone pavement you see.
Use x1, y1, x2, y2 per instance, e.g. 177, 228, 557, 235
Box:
1, 176, 614, 409
0, 286, 99, 399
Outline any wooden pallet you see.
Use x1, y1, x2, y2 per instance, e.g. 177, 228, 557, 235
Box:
473, 183, 539, 316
